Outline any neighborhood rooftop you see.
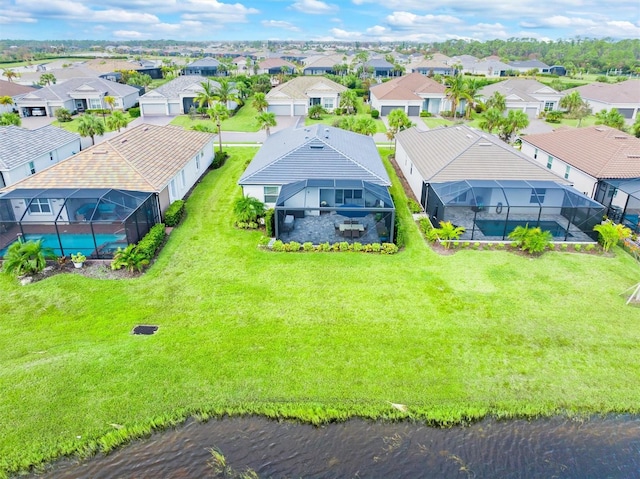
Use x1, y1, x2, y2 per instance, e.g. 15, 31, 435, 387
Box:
0, 125, 80, 170
522, 125, 640, 179
17, 77, 139, 101
238, 124, 390, 186
1, 124, 214, 192
140, 74, 210, 98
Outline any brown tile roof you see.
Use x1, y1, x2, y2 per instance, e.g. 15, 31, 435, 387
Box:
566, 79, 640, 105
2, 124, 214, 193
370, 72, 445, 101
83, 58, 150, 73
521, 125, 640, 179
259, 58, 296, 69
266, 76, 346, 101
0, 79, 37, 97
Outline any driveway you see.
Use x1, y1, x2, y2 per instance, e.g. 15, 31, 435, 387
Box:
20, 115, 55, 130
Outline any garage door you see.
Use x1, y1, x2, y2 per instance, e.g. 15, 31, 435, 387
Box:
408, 106, 420, 116
294, 104, 306, 116
381, 105, 404, 116
267, 104, 291, 116
168, 103, 181, 115
525, 107, 538, 118
141, 103, 166, 116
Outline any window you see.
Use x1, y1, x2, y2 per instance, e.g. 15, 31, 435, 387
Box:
264, 186, 279, 203
451, 191, 467, 203
323, 98, 334, 109
309, 98, 321, 106
335, 189, 362, 204
534, 148, 538, 159
49, 152, 54, 162
546, 156, 553, 169
529, 188, 546, 204
564, 165, 570, 179
544, 101, 554, 111
195, 153, 200, 171
89, 98, 102, 109
28, 198, 51, 214
170, 179, 177, 198
27, 161, 36, 175
180, 169, 186, 188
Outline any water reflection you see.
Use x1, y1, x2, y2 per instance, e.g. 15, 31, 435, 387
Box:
35, 416, 640, 478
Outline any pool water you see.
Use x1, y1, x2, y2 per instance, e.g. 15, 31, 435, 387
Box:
0, 233, 126, 257
475, 219, 572, 238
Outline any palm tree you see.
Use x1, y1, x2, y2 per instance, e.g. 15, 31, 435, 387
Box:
444, 73, 465, 119
559, 91, 583, 116
213, 79, 239, 110
308, 104, 326, 120
498, 110, 529, 143
386, 109, 414, 151
478, 108, 504, 134
339, 89, 358, 115
462, 78, 482, 119
595, 108, 626, 131
103, 95, 116, 111
77, 114, 106, 146
485, 92, 506, 112
251, 92, 268, 112
195, 80, 218, 109
2, 68, 19, 82
207, 103, 229, 153
3, 239, 53, 276
431, 221, 465, 249
106, 110, 128, 132
38, 73, 56, 86
256, 111, 276, 136
0, 112, 21, 126
233, 196, 265, 224
0, 96, 13, 107
354, 117, 377, 136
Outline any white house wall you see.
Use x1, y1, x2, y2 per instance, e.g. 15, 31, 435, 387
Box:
11, 197, 68, 223
394, 142, 425, 203
241, 184, 279, 206
167, 139, 215, 204
2, 139, 80, 187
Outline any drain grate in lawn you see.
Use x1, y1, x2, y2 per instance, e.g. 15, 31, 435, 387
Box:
132, 325, 158, 335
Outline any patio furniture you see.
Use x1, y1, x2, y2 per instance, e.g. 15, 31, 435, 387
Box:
283, 214, 295, 232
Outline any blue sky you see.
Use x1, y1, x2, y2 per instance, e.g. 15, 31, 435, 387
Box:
0, 0, 638, 42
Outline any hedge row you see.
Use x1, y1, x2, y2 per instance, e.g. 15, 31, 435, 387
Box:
137, 223, 166, 259
164, 200, 185, 227
271, 240, 398, 254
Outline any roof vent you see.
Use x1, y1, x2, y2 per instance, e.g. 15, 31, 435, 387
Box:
614, 135, 627, 139
93, 150, 108, 155
466, 134, 474, 139
310, 145, 324, 149
627, 154, 640, 159
143, 127, 149, 131
595, 127, 605, 131
121, 139, 128, 144
478, 142, 492, 146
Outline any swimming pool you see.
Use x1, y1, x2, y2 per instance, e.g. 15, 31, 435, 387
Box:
0, 233, 126, 257
474, 220, 572, 238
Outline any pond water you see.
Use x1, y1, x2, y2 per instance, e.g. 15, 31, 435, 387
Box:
34, 416, 640, 478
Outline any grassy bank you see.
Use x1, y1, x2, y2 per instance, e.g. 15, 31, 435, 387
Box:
1, 147, 640, 476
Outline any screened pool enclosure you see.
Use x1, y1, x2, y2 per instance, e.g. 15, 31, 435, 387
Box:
274, 179, 395, 244
594, 179, 640, 234
426, 180, 604, 242
0, 188, 160, 258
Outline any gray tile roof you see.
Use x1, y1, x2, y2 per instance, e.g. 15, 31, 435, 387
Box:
140, 75, 211, 99
0, 125, 80, 170
396, 125, 569, 183
187, 57, 220, 67
509, 60, 550, 69
479, 78, 560, 102
238, 124, 390, 186
18, 77, 139, 102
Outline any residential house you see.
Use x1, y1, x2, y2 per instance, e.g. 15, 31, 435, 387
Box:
85, 58, 163, 80
0, 79, 36, 114
564, 80, 640, 120
369, 72, 447, 116
0, 124, 215, 258
508, 60, 551, 74
302, 54, 343, 75
183, 57, 221, 76
139, 75, 237, 116
364, 58, 395, 78
0, 125, 81, 188
14, 77, 140, 117
520, 125, 640, 232
478, 78, 563, 117
266, 76, 346, 116
411, 58, 455, 77
395, 125, 602, 242
238, 124, 395, 243
257, 58, 296, 75
465, 60, 513, 77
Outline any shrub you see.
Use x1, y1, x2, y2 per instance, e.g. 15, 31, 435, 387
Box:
272, 240, 284, 252
544, 110, 563, 123
496, 243, 505, 249
574, 244, 582, 252
394, 218, 406, 249
382, 243, 399, 254
371, 242, 381, 252
164, 200, 185, 227
547, 243, 556, 250
407, 199, 422, 213
136, 223, 166, 259
331, 242, 341, 252
2, 239, 53, 276
234, 196, 265, 224
452, 241, 460, 248
352, 242, 363, 252
561, 243, 568, 251
419, 217, 433, 235
212, 150, 228, 169
595, 75, 609, 83
192, 124, 215, 133
419, 111, 432, 117
594, 219, 631, 252
302, 242, 314, 252
431, 221, 465, 249
508, 225, 553, 255
111, 244, 149, 272
339, 241, 349, 251
473, 242, 480, 250
463, 242, 470, 248
370, 109, 379, 119
128, 107, 141, 118
55, 108, 72, 122
321, 242, 331, 252
288, 241, 301, 251
487, 243, 494, 249
265, 209, 275, 237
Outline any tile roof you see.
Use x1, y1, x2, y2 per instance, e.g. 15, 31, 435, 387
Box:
565, 80, 640, 105
84, 58, 156, 73
0, 125, 80, 170
521, 125, 640, 179
412, 59, 451, 70
238, 124, 390, 186
0, 79, 37, 97
479, 78, 560, 102
140, 75, 211, 99
259, 58, 296, 69
303, 54, 345, 68
509, 60, 550, 69
1, 124, 214, 192
266, 76, 346, 101
370, 72, 445, 101
396, 125, 569, 183
187, 57, 220, 67
18, 77, 139, 102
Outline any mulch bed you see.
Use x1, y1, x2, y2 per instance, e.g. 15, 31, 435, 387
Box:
19, 260, 141, 284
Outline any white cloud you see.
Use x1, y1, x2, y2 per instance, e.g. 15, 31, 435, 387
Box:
92, 9, 159, 23
262, 20, 301, 31
385, 11, 463, 29
0, 9, 37, 23
113, 29, 147, 38
291, 0, 338, 15
330, 28, 362, 38
366, 25, 388, 35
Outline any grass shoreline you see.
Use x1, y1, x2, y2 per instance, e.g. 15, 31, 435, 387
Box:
1, 147, 640, 477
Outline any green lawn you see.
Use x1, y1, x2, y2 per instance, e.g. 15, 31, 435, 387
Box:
52, 112, 135, 134
422, 117, 455, 129
305, 114, 386, 133
170, 99, 261, 132
1, 147, 640, 476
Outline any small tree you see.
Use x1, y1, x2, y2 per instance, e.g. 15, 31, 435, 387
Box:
77, 114, 105, 146
106, 110, 128, 132
354, 116, 377, 136
3, 239, 54, 276
508, 225, 552, 254
251, 92, 268, 112
429, 221, 465, 249
386, 109, 414, 151
0, 96, 13, 107
234, 196, 265, 224
478, 107, 503, 133
37, 73, 56, 86
55, 108, 72, 122
308, 104, 326, 120
595, 108, 626, 131
498, 110, 529, 143
103, 95, 116, 111
0, 112, 21, 126
339, 89, 358, 115
594, 219, 632, 252
207, 103, 229, 153
256, 111, 276, 136
111, 244, 149, 272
